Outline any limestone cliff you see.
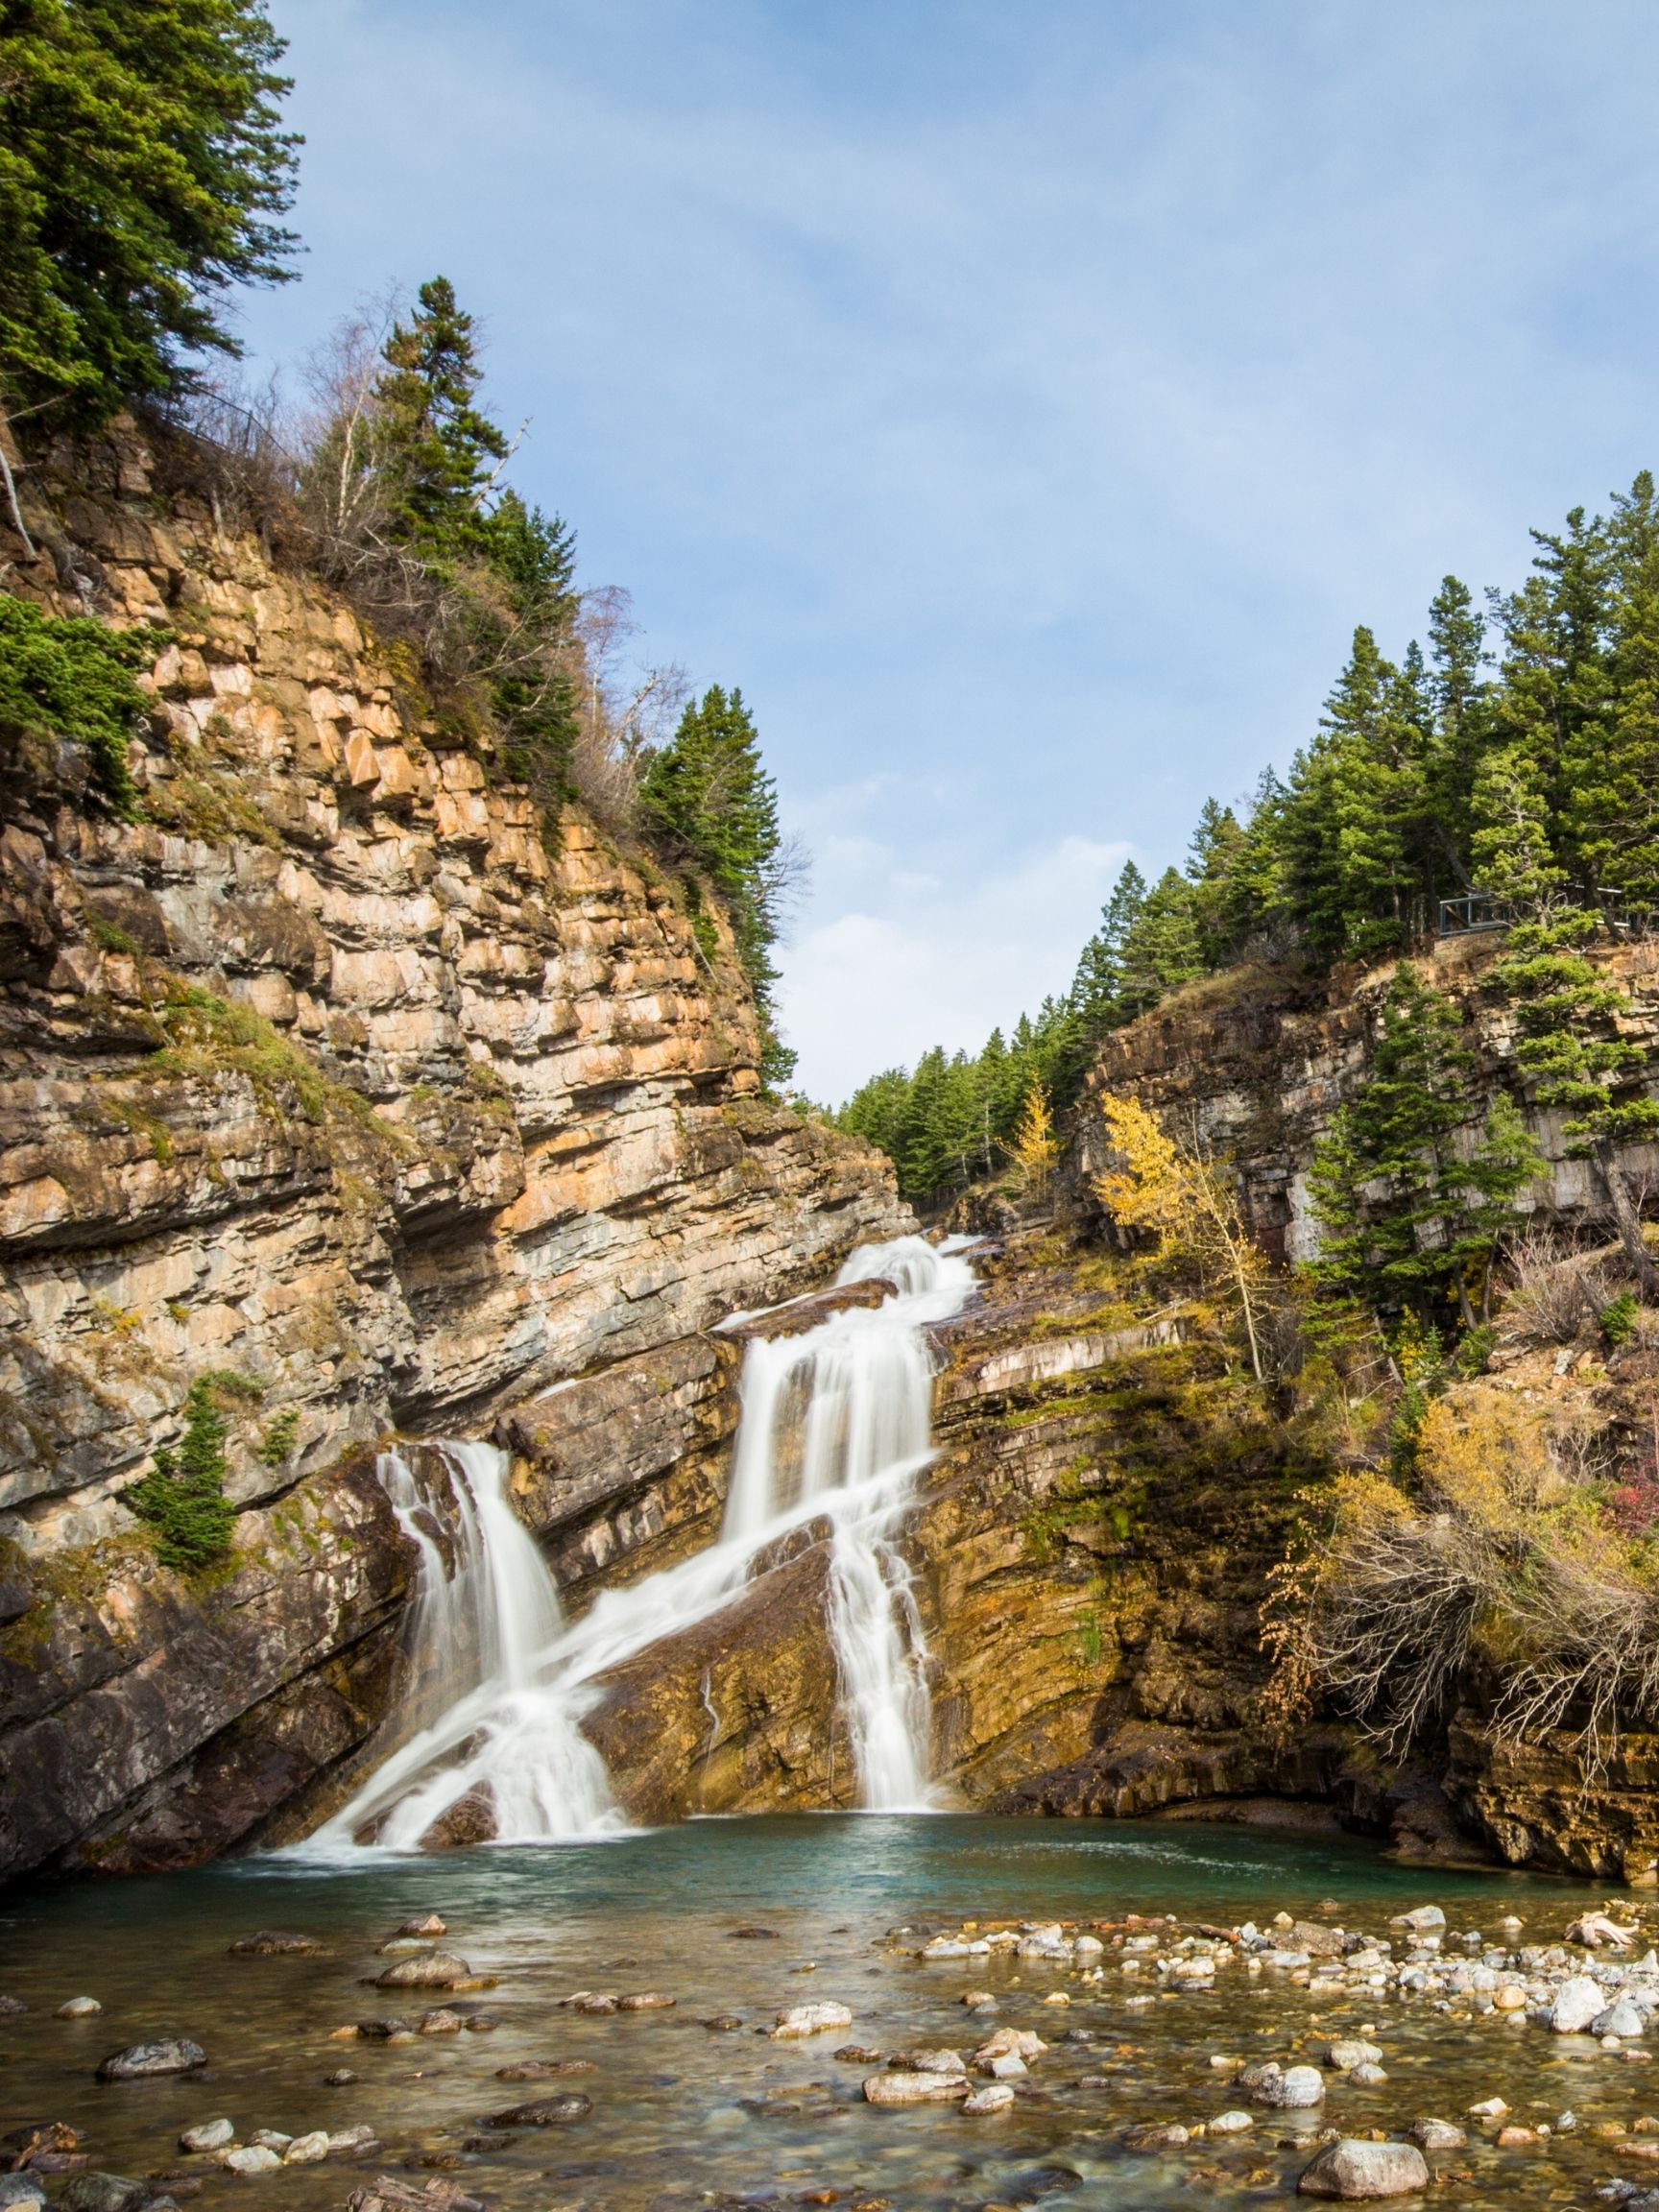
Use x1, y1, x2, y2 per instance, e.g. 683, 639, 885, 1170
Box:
0, 422, 906, 1876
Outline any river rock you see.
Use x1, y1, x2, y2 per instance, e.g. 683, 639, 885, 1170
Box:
1597, 2000, 1647, 2038
962, 2084, 1015, 2114
974, 2028, 1046, 2060
222, 2149, 281, 2176
417, 2009, 464, 2034
1297, 2139, 1431, 2199
1467, 2097, 1507, 2119
0, 2176, 48, 2211
485, 2097, 591, 2127
397, 1916, 446, 1938
0, 1997, 26, 2015
1210, 2111, 1254, 2134
248, 2132, 292, 2152
325, 2071, 359, 2086
374, 1951, 472, 1989
773, 2003, 853, 2038
96, 2039, 207, 2080
326, 2128, 378, 2156
355, 2018, 415, 2039
347, 2179, 484, 2212
56, 1997, 102, 2017
982, 2052, 1026, 2079
863, 2071, 970, 2105
1493, 1983, 1527, 2009
616, 1991, 675, 2010
1349, 2062, 1388, 2086
1122, 2123, 1190, 2150
494, 2060, 594, 2080
1249, 2063, 1325, 2108
1551, 1976, 1607, 2032
1391, 1906, 1446, 1932
61, 2177, 146, 2212
702, 2015, 744, 2032
1291, 1921, 1347, 1960
283, 2134, 329, 2164
179, 2122, 235, 2153
228, 1932, 320, 1957
1407, 2118, 1466, 2152
890, 2047, 966, 2075
1327, 2040, 1383, 2070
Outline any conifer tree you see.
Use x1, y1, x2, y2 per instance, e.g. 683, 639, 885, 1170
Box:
1306, 966, 1540, 1323
0, 0, 299, 437
1069, 860, 1147, 1040
1187, 798, 1247, 968
375, 277, 508, 566
1488, 910, 1659, 1297
639, 685, 794, 1088
1118, 866, 1203, 1014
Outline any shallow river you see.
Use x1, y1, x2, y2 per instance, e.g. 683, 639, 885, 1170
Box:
1, 1815, 1647, 2209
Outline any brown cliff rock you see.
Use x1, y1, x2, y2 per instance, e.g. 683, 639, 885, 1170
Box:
0, 422, 906, 1877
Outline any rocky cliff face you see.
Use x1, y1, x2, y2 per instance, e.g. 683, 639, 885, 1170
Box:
1070, 937, 1659, 1260
0, 424, 905, 1877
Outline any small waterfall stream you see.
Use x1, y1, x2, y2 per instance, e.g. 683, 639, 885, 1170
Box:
316, 1235, 975, 1849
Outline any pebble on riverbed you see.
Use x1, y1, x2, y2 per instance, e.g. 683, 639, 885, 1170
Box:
1297, 2139, 1431, 2200
55, 1998, 102, 2017
96, 2040, 206, 2080
483, 2096, 592, 2128
373, 1953, 476, 1991
178, 2123, 234, 2154
228, 1933, 321, 1958
772, 2003, 853, 2038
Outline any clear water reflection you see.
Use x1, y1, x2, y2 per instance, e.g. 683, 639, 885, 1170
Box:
0, 1815, 1639, 2210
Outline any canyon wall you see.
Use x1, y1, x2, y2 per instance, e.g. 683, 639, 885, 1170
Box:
0, 425, 905, 1876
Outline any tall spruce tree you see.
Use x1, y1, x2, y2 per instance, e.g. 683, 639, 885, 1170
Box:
375, 277, 508, 565
639, 685, 794, 1088
1118, 866, 1204, 1014
0, 0, 299, 437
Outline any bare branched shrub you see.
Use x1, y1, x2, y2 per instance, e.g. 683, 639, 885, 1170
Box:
1266, 1382, 1659, 1772
565, 586, 685, 827
1500, 1225, 1619, 1342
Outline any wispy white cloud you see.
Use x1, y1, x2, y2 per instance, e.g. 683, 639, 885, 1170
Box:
249, 0, 1659, 1095
779, 822, 1130, 1098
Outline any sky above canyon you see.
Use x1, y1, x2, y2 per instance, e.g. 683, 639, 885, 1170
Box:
245, 0, 1659, 1098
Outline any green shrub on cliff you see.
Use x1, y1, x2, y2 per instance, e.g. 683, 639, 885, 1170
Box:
0, 595, 164, 813
126, 1378, 236, 1570
0, 0, 299, 435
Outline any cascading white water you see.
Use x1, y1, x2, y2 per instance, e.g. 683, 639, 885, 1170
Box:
315, 1235, 975, 1850
312, 1441, 619, 1850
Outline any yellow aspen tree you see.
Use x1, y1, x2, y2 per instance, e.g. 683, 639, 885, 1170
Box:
1012, 1080, 1061, 1196
1094, 1090, 1267, 1382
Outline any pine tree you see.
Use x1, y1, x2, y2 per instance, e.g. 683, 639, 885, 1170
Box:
0, 0, 299, 436
1306, 966, 1541, 1323
1278, 626, 1426, 959
1489, 909, 1659, 1297
375, 276, 508, 565
1422, 574, 1491, 886
1118, 866, 1203, 1015
639, 685, 794, 1088
1069, 860, 1147, 1040
1570, 471, 1659, 911
1187, 798, 1247, 968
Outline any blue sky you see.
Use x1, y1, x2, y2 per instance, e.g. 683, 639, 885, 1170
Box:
243, 1, 1659, 1097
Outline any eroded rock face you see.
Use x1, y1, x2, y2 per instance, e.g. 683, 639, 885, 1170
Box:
0, 424, 905, 1879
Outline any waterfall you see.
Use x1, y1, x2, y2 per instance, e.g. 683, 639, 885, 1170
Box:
312, 1441, 620, 1850
313, 1235, 975, 1850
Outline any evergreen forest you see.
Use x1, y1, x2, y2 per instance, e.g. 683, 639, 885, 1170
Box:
836, 492, 1659, 1212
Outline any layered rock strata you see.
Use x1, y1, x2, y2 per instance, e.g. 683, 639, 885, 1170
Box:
0, 426, 904, 1875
